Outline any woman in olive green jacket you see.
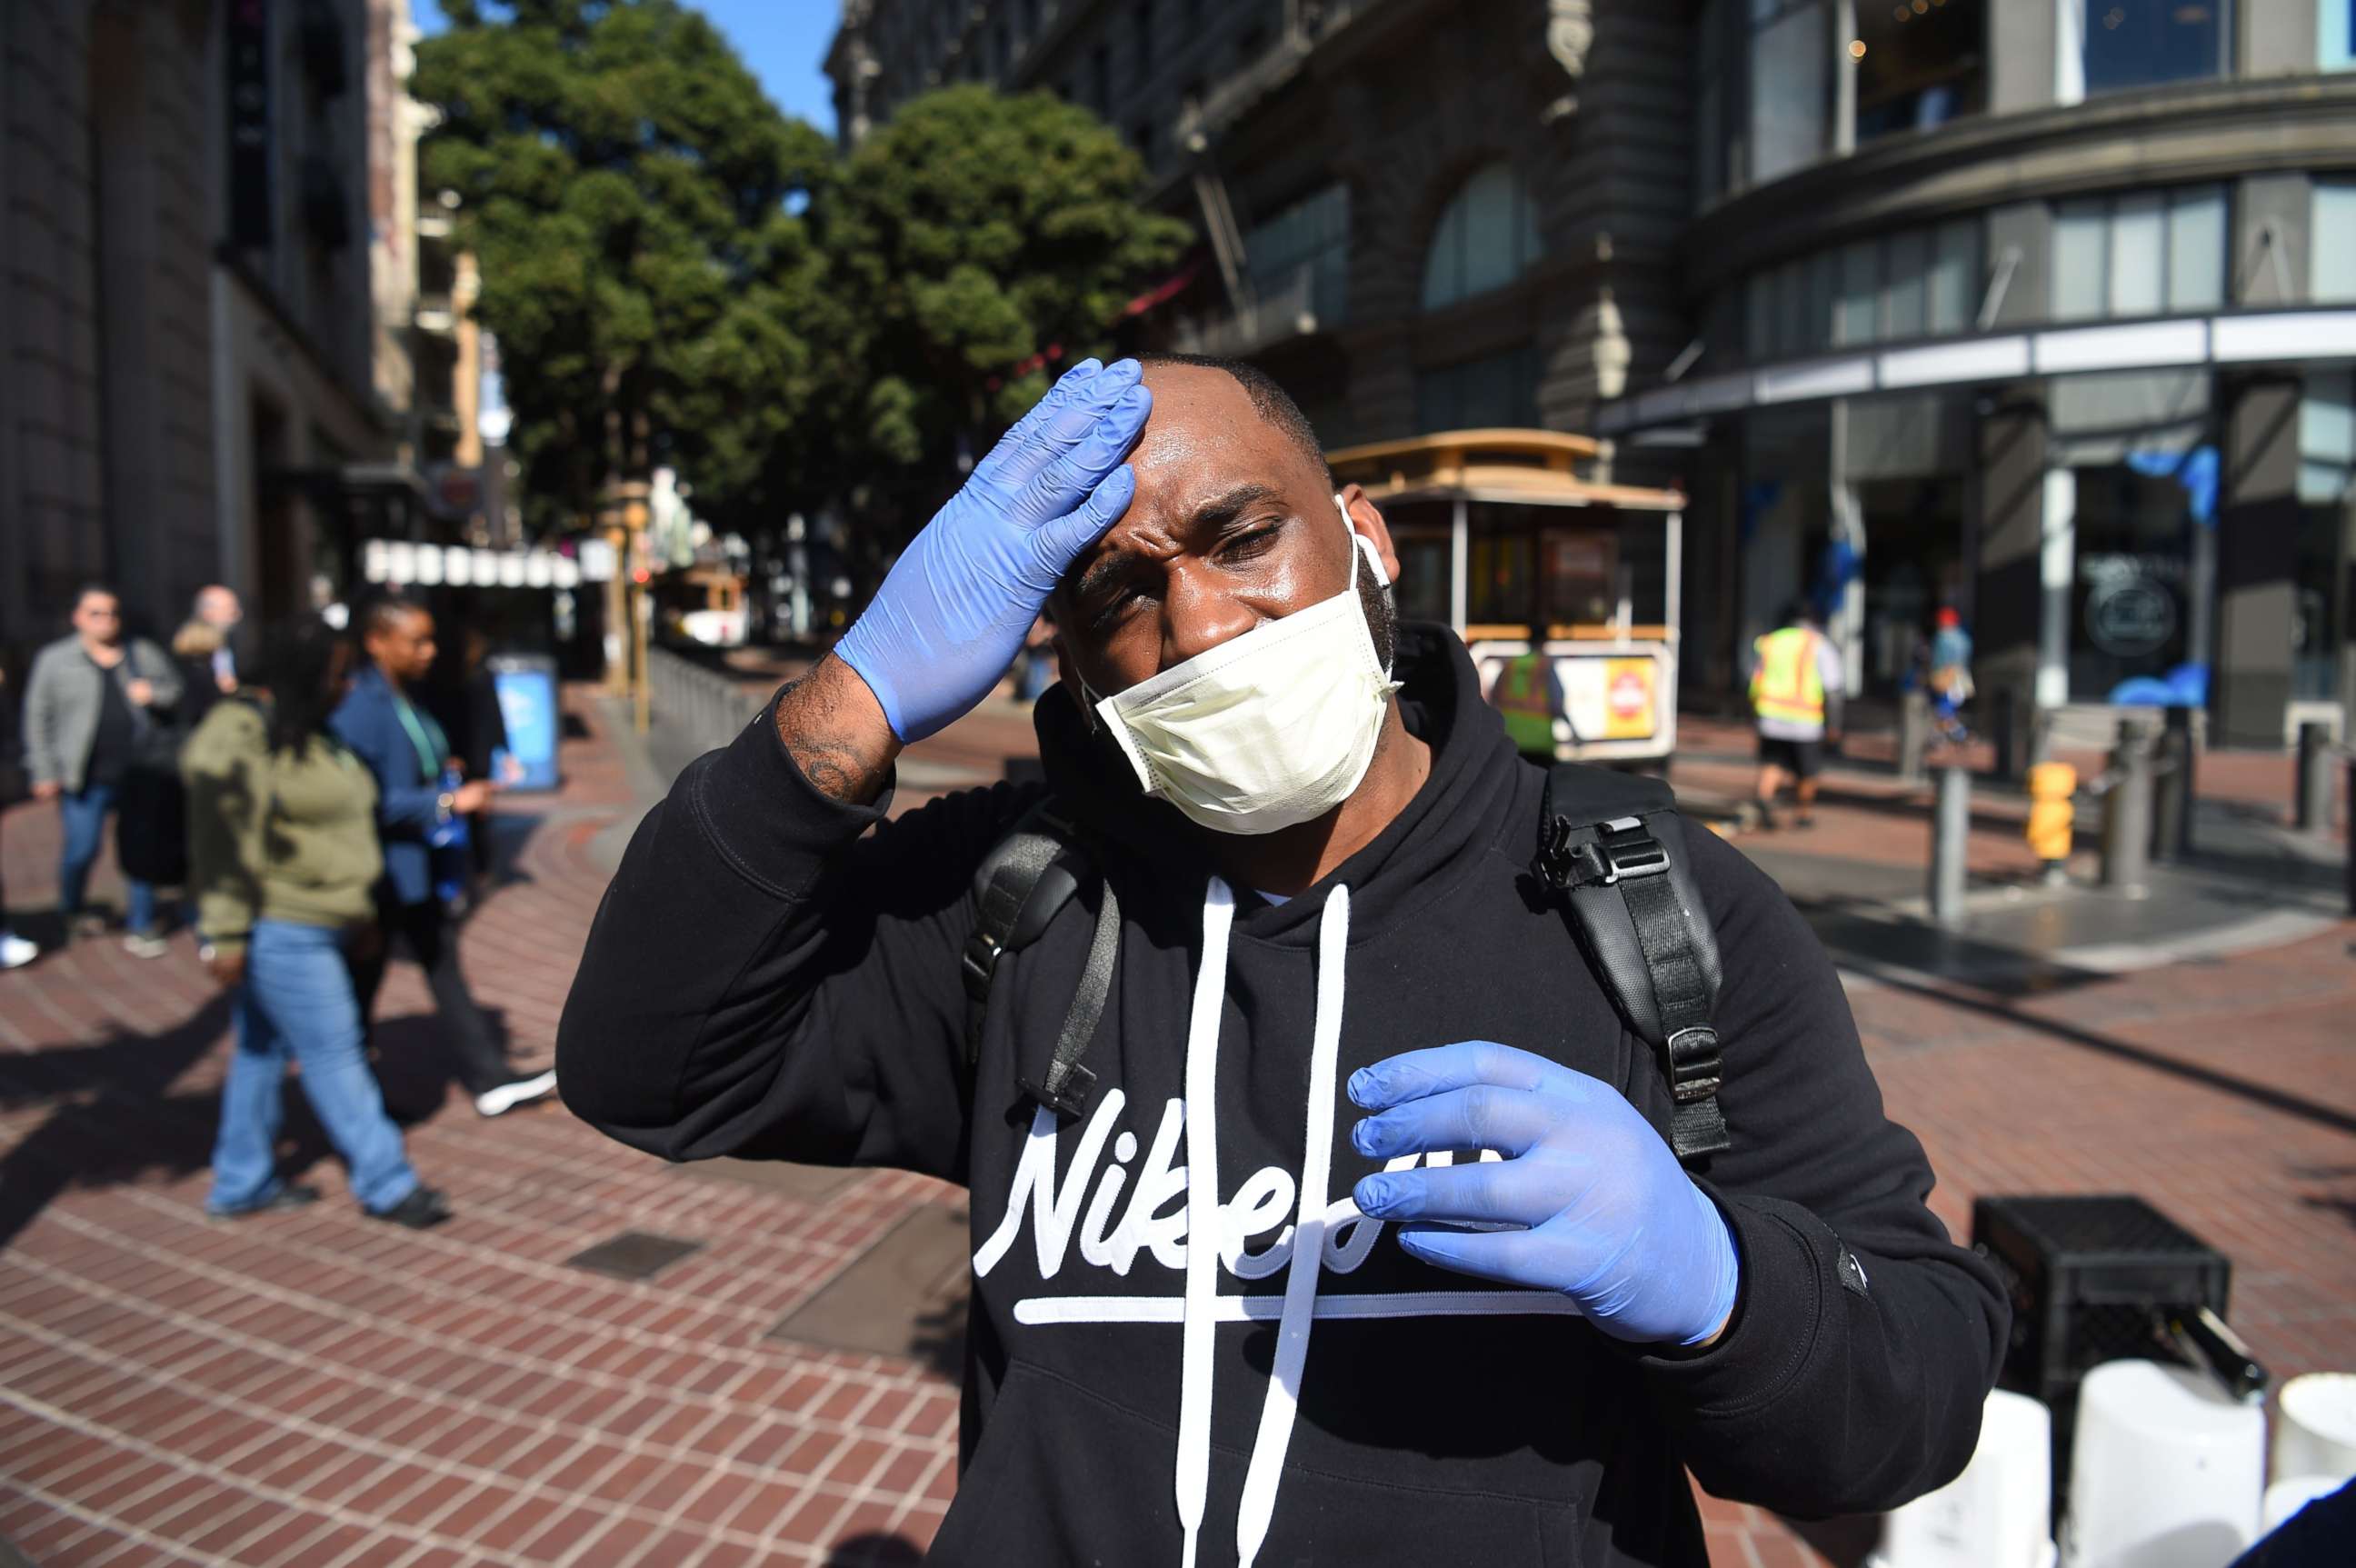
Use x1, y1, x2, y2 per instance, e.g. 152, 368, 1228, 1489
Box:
183, 618, 449, 1227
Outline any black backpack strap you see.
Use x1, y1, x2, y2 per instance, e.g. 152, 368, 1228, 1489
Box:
960, 795, 1117, 1117
1534, 764, 1731, 1163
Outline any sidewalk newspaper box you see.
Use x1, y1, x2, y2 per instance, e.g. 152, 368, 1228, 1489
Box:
488, 654, 562, 793
1323, 429, 1684, 767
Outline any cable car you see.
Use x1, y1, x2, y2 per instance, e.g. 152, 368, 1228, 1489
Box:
1327, 428, 1685, 765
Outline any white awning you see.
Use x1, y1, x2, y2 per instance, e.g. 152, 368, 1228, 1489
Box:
1596, 308, 2356, 434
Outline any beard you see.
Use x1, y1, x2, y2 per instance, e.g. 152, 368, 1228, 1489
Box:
1356, 544, 1398, 671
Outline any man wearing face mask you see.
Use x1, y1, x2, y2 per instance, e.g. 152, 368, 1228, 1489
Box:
558, 357, 2006, 1567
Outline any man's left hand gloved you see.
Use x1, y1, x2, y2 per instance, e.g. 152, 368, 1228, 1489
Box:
1349, 1040, 1741, 1347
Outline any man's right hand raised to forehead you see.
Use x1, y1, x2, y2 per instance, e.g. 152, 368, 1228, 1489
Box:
777, 358, 1150, 803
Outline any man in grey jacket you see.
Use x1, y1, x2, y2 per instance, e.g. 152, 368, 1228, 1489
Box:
23, 584, 184, 953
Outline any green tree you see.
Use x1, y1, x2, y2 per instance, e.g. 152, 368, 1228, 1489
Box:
826, 85, 1192, 535
412, 0, 843, 536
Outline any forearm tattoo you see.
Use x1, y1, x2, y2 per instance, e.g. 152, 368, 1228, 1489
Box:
774, 655, 897, 804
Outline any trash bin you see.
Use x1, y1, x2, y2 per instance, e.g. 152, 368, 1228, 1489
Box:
2060, 1360, 2263, 1568
1867, 1387, 2055, 1568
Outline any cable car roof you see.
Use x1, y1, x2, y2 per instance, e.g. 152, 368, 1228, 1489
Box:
1324, 427, 1683, 513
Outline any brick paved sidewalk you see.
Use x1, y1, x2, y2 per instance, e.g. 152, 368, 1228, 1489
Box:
2, 686, 2351, 1568
0, 694, 965, 1568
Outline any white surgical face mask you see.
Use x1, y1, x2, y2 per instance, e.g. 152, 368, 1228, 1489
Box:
1093, 495, 1399, 836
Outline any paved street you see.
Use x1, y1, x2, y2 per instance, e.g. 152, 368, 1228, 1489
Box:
1, 686, 2351, 1567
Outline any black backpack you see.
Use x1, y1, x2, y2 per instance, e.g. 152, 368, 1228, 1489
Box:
962, 764, 1730, 1164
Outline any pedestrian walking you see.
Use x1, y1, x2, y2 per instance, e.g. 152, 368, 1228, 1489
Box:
1747, 598, 1844, 829
185, 616, 449, 1226
0, 662, 37, 969
1929, 605, 1975, 745
173, 586, 245, 738
22, 584, 184, 953
561, 356, 2004, 1567
334, 597, 555, 1118
1488, 645, 1569, 763
192, 584, 245, 693
423, 625, 518, 884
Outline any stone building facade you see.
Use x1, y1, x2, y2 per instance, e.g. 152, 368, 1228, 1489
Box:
0, 0, 392, 674
825, 0, 1689, 455
833, 0, 2356, 751
0, 1, 217, 648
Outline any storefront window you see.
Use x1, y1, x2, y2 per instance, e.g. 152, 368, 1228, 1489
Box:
2296, 373, 2351, 700
2051, 186, 2226, 322
1751, 0, 1831, 186
2068, 459, 2201, 702
1422, 164, 1542, 312
2314, 183, 2356, 305
2060, 0, 2231, 103
1853, 0, 1986, 144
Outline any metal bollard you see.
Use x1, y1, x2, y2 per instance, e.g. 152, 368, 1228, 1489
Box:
2101, 717, 2153, 896
2150, 709, 2193, 864
2296, 722, 2334, 834
1930, 764, 1971, 925
1899, 691, 1931, 784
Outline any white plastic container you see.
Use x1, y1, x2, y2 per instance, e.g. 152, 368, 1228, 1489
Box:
2261, 1475, 2345, 1532
2271, 1373, 2356, 1487
2060, 1360, 2265, 1568
1867, 1387, 2056, 1568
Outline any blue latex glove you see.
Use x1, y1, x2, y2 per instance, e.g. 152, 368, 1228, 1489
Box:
836, 357, 1151, 742
1348, 1040, 1741, 1347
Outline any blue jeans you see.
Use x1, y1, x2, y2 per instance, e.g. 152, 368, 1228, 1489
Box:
59, 783, 155, 933
209, 920, 419, 1215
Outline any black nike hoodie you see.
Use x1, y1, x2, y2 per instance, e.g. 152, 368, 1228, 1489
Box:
557, 624, 2007, 1566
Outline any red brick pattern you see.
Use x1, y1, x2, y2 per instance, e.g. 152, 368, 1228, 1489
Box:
0, 695, 963, 1565
1, 691, 2349, 1567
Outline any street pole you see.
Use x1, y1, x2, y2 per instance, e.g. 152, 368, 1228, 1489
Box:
2296, 722, 2332, 834
603, 501, 630, 699
618, 480, 653, 736
1899, 690, 1931, 784
2101, 716, 2152, 897
1930, 764, 1970, 925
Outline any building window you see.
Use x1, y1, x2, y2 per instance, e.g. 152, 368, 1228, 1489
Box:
1742, 218, 1979, 361
2314, 182, 2356, 305
1853, 0, 1985, 144
2327, 0, 2355, 70
2052, 186, 2226, 322
1135, 0, 1153, 75
1695, 0, 1726, 210
1245, 182, 1351, 327
1421, 163, 1543, 312
2059, 0, 2231, 104
1751, 0, 1830, 188
1092, 44, 1111, 112
1416, 346, 1542, 436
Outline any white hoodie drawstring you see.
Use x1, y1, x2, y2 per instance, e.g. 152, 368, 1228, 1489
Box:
1174, 877, 1350, 1568
1176, 878, 1235, 1568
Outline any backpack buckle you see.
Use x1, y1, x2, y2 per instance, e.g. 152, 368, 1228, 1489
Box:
1665, 1024, 1722, 1104
960, 931, 1003, 1005
1538, 814, 1670, 890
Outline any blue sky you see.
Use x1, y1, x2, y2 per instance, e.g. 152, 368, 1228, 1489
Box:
410, 1, 839, 135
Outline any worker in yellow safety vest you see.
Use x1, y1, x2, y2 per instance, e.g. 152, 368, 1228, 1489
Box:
1490, 649, 1567, 762
1748, 601, 1845, 829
